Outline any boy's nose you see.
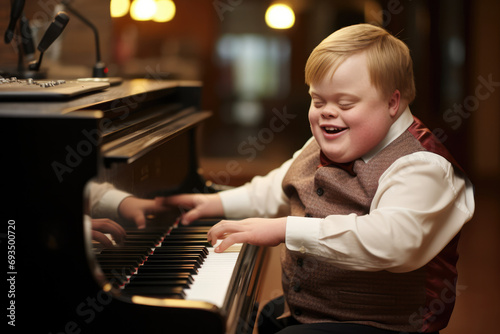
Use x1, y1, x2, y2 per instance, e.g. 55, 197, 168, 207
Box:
321, 107, 338, 118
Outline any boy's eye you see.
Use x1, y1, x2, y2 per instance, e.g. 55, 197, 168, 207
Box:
312, 100, 324, 108
338, 103, 353, 110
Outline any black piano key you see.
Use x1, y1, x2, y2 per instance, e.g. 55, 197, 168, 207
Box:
97, 254, 146, 262
129, 273, 193, 283
125, 229, 167, 234
136, 264, 198, 275
160, 239, 211, 247
126, 228, 165, 235
145, 254, 205, 263
143, 259, 201, 269
97, 253, 146, 265
126, 279, 191, 288
96, 259, 142, 268
125, 235, 163, 243
100, 247, 152, 257
100, 265, 136, 276
122, 286, 186, 298
97, 253, 146, 260
152, 246, 208, 256
145, 254, 203, 261
168, 227, 210, 234
123, 240, 158, 248
162, 234, 208, 240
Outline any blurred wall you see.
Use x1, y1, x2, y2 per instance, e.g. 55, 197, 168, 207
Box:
469, 0, 500, 181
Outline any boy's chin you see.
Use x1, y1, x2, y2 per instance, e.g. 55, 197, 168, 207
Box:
321, 148, 358, 164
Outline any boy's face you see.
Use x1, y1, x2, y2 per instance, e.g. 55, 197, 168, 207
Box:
308, 52, 399, 163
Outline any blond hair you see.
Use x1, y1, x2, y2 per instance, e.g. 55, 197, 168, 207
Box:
305, 23, 416, 103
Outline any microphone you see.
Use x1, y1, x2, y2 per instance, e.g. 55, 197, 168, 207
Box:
4, 0, 26, 44
62, 0, 108, 77
19, 15, 35, 60
29, 12, 70, 72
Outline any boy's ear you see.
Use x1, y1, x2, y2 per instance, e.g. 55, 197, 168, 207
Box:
388, 90, 401, 117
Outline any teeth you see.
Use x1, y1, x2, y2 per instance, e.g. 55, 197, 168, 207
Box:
324, 126, 344, 133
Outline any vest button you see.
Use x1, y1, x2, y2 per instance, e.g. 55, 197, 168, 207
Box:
297, 258, 303, 267
293, 308, 302, 316
293, 283, 301, 292
305, 213, 312, 217
316, 187, 324, 196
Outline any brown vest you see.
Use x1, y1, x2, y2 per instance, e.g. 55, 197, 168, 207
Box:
281, 118, 461, 332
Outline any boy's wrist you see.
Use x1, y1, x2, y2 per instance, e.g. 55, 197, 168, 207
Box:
218, 186, 253, 219
94, 189, 132, 221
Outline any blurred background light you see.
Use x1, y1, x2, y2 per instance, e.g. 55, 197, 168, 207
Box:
153, 0, 176, 22
110, 0, 130, 18
265, 3, 295, 29
130, 0, 157, 21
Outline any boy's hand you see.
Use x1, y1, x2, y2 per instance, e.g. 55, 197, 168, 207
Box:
91, 218, 126, 247
207, 217, 286, 253
155, 193, 224, 225
118, 197, 167, 229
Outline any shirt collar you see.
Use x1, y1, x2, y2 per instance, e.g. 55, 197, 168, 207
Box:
362, 106, 414, 163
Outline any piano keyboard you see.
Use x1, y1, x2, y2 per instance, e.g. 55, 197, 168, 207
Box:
95, 222, 242, 308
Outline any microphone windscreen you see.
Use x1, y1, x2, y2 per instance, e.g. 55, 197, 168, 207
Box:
37, 11, 70, 52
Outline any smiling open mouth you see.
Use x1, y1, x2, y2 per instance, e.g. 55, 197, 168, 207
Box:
323, 126, 347, 134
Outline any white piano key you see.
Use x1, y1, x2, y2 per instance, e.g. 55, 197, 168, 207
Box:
184, 241, 242, 308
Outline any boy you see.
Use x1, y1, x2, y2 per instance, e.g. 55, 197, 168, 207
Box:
159, 24, 475, 334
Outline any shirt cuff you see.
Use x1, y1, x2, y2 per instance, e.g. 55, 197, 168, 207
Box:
93, 189, 132, 221
219, 186, 254, 219
285, 216, 321, 254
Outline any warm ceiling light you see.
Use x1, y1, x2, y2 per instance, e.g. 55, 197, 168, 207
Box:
130, 0, 157, 21
110, 0, 130, 18
265, 4, 295, 30
153, 0, 176, 22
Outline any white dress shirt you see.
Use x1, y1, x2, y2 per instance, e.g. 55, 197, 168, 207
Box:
88, 182, 132, 221
219, 108, 475, 273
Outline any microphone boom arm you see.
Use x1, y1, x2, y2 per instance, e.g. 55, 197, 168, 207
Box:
61, 0, 107, 77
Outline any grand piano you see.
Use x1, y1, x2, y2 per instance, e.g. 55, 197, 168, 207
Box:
1, 79, 266, 333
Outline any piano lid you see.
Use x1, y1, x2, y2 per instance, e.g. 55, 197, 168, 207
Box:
0, 78, 202, 117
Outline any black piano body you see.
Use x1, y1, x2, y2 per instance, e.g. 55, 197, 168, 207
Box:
1, 79, 266, 333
